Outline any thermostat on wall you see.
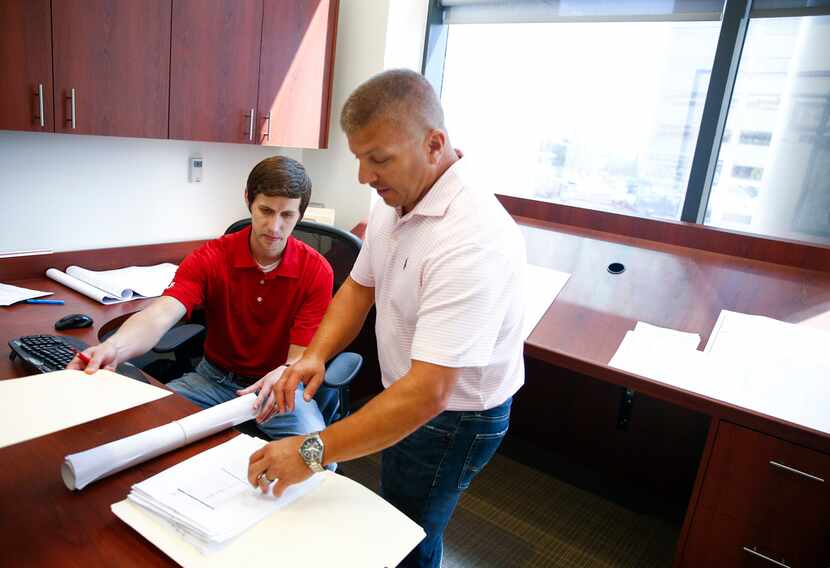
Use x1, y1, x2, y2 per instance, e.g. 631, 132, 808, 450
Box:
189, 157, 203, 182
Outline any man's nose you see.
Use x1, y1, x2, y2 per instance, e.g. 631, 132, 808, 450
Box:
358, 162, 377, 185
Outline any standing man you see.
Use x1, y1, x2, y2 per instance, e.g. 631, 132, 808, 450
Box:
247, 70, 526, 567
69, 156, 334, 439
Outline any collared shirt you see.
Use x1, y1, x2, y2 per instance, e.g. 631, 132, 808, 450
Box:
163, 226, 333, 378
351, 159, 526, 411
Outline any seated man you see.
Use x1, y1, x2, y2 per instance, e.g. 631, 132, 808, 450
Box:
69, 156, 334, 439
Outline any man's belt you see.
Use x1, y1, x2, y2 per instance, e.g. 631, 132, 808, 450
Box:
205, 357, 262, 388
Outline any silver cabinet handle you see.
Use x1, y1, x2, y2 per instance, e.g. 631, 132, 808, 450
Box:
245, 108, 254, 141
65, 88, 76, 129
263, 112, 271, 140
769, 460, 825, 483
742, 546, 790, 567
34, 83, 45, 127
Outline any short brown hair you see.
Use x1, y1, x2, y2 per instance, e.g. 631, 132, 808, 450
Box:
245, 156, 312, 217
340, 69, 445, 136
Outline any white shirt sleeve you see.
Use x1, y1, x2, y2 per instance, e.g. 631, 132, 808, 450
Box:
410, 243, 515, 368
349, 216, 374, 288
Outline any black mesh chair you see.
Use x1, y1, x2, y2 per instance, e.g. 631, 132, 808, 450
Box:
223, 218, 363, 423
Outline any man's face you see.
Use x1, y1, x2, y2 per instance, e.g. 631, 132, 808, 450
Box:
247, 193, 302, 259
347, 118, 434, 214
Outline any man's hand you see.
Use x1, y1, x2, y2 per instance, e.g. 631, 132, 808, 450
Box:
66, 343, 119, 374
247, 436, 313, 497
237, 365, 288, 423
273, 356, 326, 415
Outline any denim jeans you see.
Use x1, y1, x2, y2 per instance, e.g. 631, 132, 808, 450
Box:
381, 397, 512, 568
167, 358, 327, 439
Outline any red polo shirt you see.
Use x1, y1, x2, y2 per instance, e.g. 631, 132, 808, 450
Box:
163, 226, 333, 378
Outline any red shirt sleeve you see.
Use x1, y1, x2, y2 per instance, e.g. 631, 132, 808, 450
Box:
162, 244, 213, 318
289, 254, 334, 346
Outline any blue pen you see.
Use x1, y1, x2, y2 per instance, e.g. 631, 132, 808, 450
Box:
25, 298, 65, 305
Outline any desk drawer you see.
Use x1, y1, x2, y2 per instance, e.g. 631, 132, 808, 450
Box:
688, 421, 830, 566
681, 507, 829, 568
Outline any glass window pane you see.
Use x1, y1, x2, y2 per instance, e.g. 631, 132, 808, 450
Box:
704, 16, 830, 245
441, 21, 720, 220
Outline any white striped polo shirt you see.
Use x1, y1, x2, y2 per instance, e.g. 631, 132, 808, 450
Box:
350, 159, 526, 411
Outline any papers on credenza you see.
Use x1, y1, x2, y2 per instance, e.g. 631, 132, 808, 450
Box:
112, 437, 426, 566
46, 263, 177, 304
0, 369, 171, 450
0, 282, 53, 306
524, 264, 571, 340
62, 393, 257, 490
609, 312, 830, 435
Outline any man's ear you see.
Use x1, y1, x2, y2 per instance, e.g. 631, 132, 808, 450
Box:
426, 129, 447, 164
244, 188, 252, 211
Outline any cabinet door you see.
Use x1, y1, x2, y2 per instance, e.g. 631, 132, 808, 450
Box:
52, 0, 171, 138
0, 0, 53, 132
257, 0, 338, 149
170, 0, 263, 144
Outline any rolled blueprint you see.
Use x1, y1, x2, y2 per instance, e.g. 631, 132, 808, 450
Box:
61, 394, 257, 490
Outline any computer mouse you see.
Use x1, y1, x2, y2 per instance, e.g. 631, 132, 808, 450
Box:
55, 313, 94, 331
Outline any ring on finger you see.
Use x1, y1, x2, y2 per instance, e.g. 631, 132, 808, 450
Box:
257, 471, 274, 484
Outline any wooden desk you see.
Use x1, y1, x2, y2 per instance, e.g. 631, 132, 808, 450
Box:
513, 215, 830, 566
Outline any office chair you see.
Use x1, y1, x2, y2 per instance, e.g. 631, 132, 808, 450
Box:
223, 218, 363, 426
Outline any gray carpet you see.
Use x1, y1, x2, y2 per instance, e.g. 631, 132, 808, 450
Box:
340, 452, 678, 568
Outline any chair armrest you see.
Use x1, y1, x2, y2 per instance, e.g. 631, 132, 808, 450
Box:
323, 352, 363, 389
151, 324, 205, 354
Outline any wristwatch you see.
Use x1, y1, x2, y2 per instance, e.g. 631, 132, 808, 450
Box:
299, 431, 325, 473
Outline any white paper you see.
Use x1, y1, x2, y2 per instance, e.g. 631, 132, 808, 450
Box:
112, 463, 426, 567
127, 435, 323, 551
62, 393, 257, 491
0, 369, 172, 449
610, 312, 830, 435
0, 282, 52, 306
524, 264, 571, 340
46, 263, 177, 305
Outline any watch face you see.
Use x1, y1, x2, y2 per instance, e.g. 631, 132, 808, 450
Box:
302, 437, 323, 461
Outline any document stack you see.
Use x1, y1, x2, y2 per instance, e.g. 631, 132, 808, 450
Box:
125, 434, 322, 554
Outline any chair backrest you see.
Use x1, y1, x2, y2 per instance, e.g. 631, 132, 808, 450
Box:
225, 219, 362, 292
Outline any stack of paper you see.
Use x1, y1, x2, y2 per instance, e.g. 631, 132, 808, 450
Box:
609, 312, 830, 435
126, 434, 322, 553
523, 264, 571, 340
46, 263, 177, 304
62, 393, 258, 490
112, 437, 426, 566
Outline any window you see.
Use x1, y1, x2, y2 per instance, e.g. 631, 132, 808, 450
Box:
704, 15, 830, 243
440, 20, 720, 220
427, 0, 830, 245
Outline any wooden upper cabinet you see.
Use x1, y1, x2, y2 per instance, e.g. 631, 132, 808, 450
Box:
258, 0, 339, 149
51, 0, 171, 138
0, 0, 54, 133
170, 0, 263, 144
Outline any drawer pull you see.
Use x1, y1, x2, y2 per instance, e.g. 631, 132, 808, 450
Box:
742, 546, 790, 568
769, 460, 825, 483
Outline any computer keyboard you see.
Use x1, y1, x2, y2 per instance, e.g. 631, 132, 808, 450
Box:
8, 334, 148, 383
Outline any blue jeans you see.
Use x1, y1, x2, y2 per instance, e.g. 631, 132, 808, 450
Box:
381, 398, 512, 568
167, 358, 326, 439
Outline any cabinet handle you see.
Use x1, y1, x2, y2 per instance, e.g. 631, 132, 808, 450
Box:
245, 108, 254, 141
742, 546, 790, 567
65, 88, 76, 129
263, 112, 271, 141
33, 84, 45, 127
769, 460, 825, 483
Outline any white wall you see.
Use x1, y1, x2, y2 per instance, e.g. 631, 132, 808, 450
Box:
0, 0, 429, 255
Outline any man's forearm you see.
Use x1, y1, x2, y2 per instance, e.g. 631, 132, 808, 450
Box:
304, 277, 373, 363
320, 362, 458, 464
105, 297, 184, 363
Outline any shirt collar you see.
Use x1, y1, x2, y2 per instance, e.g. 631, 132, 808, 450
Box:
396, 158, 466, 222
230, 226, 301, 279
